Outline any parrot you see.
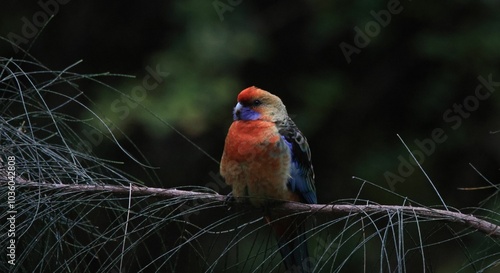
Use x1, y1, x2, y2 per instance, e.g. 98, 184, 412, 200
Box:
220, 86, 317, 272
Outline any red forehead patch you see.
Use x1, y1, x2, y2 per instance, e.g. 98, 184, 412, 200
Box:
237, 86, 265, 102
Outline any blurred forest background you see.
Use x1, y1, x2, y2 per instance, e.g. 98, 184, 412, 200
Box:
2, 0, 500, 272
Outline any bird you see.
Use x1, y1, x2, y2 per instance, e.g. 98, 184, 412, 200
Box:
220, 86, 317, 272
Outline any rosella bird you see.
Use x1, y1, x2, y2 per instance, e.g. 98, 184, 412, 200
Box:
220, 86, 317, 272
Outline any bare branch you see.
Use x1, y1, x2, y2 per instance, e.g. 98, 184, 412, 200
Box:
3, 176, 500, 237
272, 202, 500, 237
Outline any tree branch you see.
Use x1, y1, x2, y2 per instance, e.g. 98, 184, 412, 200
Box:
3, 177, 500, 237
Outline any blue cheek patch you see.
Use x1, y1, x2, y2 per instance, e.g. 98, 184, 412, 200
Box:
234, 107, 261, 121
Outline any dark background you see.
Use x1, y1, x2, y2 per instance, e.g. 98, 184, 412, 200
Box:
2, 0, 500, 207
2, 1, 500, 270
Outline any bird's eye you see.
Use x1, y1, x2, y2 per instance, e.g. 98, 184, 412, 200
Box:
252, 99, 262, 106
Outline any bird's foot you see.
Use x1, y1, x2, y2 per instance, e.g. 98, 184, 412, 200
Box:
224, 192, 236, 210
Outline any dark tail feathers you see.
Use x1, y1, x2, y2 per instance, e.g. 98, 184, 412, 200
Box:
267, 216, 312, 273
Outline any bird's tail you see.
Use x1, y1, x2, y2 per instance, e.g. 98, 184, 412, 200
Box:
266, 216, 312, 273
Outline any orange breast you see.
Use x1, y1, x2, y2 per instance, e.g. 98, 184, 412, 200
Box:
220, 120, 293, 207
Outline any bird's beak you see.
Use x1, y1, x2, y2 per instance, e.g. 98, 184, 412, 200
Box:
233, 102, 243, 120
234, 102, 243, 112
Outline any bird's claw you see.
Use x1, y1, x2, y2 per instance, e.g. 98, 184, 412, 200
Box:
224, 192, 235, 210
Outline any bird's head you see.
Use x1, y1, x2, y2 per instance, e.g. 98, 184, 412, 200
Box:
233, 86, 288, 122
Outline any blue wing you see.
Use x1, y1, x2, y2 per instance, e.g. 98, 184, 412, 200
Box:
278, 118, 317, 204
